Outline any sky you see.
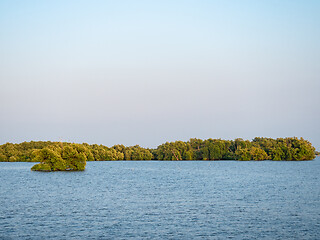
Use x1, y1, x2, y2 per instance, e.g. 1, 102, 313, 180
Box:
0, 0, 319, 150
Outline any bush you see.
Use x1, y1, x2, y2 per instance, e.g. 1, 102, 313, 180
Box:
31, 146, 86, 171
31, 163, 52, 171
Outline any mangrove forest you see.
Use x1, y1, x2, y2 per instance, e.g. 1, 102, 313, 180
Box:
0, 138, 316, 168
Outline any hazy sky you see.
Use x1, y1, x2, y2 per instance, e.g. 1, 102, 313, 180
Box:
1, 0, 319, 149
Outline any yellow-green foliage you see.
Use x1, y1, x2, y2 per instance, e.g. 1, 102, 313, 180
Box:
31, 163, 51, 171
0, 137, 316, 162
61, 146, 86, 171
32, 148, 66, 171
31, 145, 86, 171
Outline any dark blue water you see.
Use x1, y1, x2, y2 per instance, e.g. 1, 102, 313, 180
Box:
0, 157, 319, 239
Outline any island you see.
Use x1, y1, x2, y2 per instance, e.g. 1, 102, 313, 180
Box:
0, 137, 316, 171
31, 145, 86, 171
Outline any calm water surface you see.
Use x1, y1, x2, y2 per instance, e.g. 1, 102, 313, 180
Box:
0, 157, 319, 239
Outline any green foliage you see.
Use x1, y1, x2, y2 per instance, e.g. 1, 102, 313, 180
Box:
203, 139, 232, 160
31, 148, 66, 171
0, 137, 316, 163
235, 148, 251, 161
235, 145, 268, 161
89, 144, 124, 161
250, 147, 269, 160
31, 163, 52, 171
121, 145, 153, 160
61, 145, 86, 171
0, 153, 6, 162
31, 145, 86, 171
156, 141, 193, 160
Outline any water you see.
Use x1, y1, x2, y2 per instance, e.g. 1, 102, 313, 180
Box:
0, 158, 319, 239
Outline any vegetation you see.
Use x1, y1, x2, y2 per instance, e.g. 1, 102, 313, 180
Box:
30, 144, 86, 171
0, 137, 316, 170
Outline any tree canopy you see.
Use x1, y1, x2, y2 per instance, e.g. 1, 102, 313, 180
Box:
31, 144, 86, 171
0, 137, 316, 169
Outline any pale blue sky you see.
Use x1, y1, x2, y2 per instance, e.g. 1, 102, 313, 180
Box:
1, 0, 319, 149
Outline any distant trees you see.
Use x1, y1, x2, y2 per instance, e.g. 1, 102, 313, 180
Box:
121, 145, 153, 160
0, 137, 316, 165
156, 141, 193, 160
0, 141, 58, 162
235, 146, 268, 160
154, 137, 315, 161
90, 144, 124, 161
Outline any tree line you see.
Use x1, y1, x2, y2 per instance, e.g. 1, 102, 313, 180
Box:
0, 137, 316, 162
